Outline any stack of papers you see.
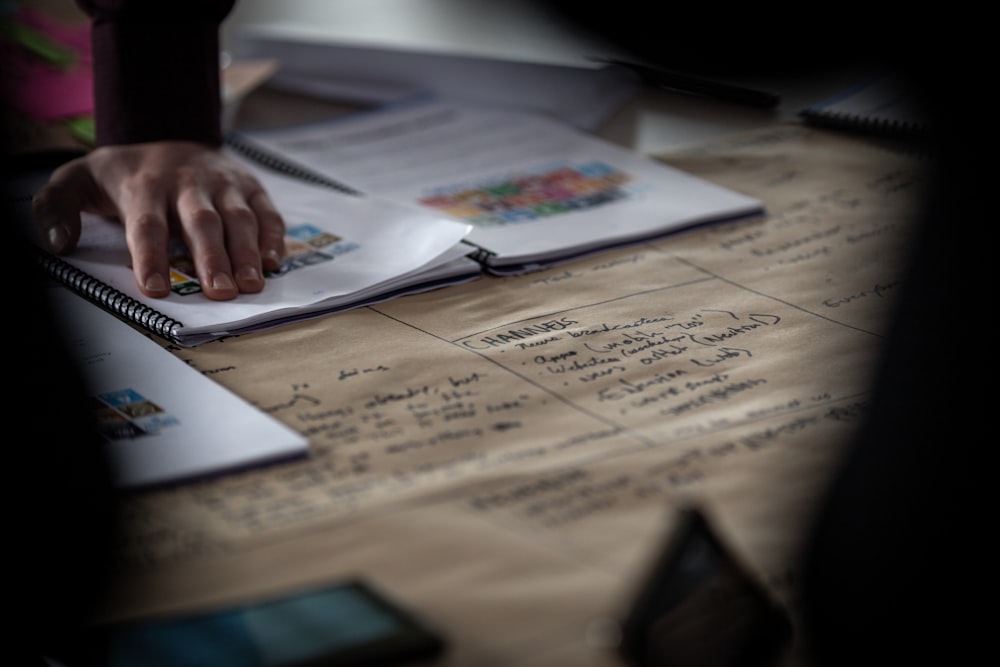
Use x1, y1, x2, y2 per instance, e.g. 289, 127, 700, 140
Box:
231, 13, 640, 131
233, 98, 764, 274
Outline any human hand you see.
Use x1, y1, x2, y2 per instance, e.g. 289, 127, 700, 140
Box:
32, 141, 286, 301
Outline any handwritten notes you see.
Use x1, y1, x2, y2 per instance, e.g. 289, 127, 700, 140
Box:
96, 125, 924, 666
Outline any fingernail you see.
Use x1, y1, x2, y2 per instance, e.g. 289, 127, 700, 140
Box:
264, 249, 282, 267
237, 266, 262, 284
47, 225, 68, 251
144, 273, 169, 294
211, 273, 236, 291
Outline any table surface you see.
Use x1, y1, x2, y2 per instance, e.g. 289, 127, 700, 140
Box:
17, 6, 918, 666
96, 99, 924, 667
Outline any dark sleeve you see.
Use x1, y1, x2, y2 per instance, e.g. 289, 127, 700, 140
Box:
76, 0, 237, 146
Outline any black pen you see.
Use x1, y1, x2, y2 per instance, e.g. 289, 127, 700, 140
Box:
590, 56, 781, 109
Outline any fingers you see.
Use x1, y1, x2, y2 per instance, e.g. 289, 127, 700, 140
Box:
175, 184, 241, 301
175, 175, 285, 301
36, 143, 286, 302
123, 210, 173, 298
31, 161, 93, 255
119, 180, 173, 299
249, 189, 286, 273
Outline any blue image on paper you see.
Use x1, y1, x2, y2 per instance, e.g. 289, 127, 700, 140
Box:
99, 388, 146, 408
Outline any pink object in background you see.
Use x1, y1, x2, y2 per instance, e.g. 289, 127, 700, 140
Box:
0, 6, 93, 121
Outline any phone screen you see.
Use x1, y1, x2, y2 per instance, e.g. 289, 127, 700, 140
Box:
76, 579, 445, 667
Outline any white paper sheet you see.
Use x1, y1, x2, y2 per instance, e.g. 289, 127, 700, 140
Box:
52, 287, 309, 488
232, 22, 639, 131
239, 99, 763, 272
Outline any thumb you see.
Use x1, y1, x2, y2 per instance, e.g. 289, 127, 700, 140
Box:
31, 160, 103, 255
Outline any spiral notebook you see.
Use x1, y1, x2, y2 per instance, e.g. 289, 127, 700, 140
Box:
799, 76, 928, 139
230, 98, 764, 275
9, 152, 478, 347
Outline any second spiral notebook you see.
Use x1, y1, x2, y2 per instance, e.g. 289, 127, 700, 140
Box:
798, 75, 929, 140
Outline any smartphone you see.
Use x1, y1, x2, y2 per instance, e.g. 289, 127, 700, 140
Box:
70, 578, 446, 667
616, 507, 791, 667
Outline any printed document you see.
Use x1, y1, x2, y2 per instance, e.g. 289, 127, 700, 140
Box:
236, 99, 763, 274
52, 287, 309, 487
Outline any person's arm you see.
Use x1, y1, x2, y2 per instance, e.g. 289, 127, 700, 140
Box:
32, 0, 285, 301
80, 0, 234, 146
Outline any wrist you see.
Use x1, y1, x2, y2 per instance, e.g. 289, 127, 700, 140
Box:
90, 18, 224, 146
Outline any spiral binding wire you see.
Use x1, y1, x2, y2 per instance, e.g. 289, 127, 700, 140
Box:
225, 132, 363, 196
226, 131, 496, 267
467, 245, 494, 265
799, 109, 925, 141
36, 249, 184, 343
